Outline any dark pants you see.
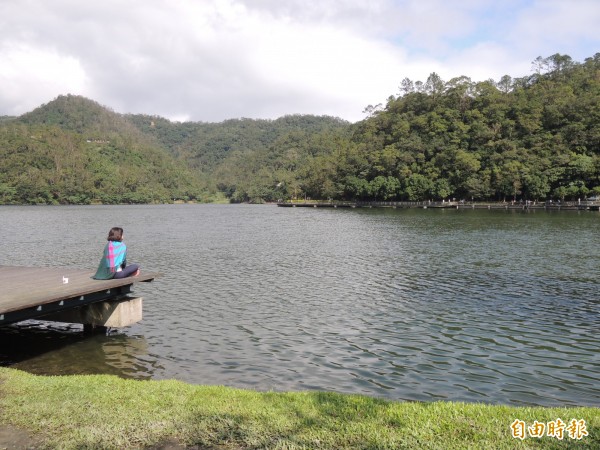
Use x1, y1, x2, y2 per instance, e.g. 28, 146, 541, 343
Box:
113, 264, 140, 279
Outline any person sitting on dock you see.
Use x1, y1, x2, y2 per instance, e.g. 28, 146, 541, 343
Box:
93, 227, 140, 280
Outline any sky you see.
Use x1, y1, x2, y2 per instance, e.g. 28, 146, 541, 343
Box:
1, 0, 599, 123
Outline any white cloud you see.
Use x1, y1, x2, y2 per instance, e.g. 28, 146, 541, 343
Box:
0, 0, 598, 122
511, 0, 600, 59
441, 43, 531, 83
0, 42, 88, 115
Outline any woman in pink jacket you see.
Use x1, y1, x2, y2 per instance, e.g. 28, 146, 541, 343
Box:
93, 227, 140, 280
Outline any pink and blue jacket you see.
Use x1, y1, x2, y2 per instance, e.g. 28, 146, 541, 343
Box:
93, 241, 127, 279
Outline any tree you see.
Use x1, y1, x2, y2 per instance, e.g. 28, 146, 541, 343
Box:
369, 176, 400, 200
362, 104, 383, 118
404, 174, 433, 201
496, 75, 513, 94
344, 176, 370, 200
523, 173, 550, 200
399, 77, 414, 95
425, 72, 445, 99
432, 178, 452, 199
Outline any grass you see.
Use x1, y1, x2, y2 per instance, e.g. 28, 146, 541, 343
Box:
0, 367, 598, 449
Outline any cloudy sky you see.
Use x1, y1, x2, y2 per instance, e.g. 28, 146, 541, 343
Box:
1, 0, 599, 123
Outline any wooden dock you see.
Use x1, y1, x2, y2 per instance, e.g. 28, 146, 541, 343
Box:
0, 266, 158, 327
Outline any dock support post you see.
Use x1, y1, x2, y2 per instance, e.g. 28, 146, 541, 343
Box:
83, 324, 108, 335
41, 297, 143, 330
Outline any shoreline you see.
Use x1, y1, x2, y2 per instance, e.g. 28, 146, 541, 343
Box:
0, 367, 598, 449
277, 199, 600, 211
1, 200, 599, 211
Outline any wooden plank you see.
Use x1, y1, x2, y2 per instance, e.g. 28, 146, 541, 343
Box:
0, 265, 158, 315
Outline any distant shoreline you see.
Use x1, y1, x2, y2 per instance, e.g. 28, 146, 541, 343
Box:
277, 200, 600, 211
1, 200, 599, 211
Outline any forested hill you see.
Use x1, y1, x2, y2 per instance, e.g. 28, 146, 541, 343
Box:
1, 95, 204, 204
206, 53, 600, 203
19, 95, 150, 142
0, 94, 350, 204
125, 113, 349, 172
1, 53, 599, 205
340, 53, 600, 203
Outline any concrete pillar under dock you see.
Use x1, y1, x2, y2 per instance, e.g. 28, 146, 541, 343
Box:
40, 296, 143, 329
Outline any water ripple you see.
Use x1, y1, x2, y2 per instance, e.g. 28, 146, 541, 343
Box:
2, 205, 600, 406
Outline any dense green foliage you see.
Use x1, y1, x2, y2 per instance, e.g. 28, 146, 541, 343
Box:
0, 96, 206, 204
1, 53, 599, 204
221, 53, 600, 203
0, 116, 16, 124
342, 53, 600, 202
126, 113, 349, 171
0, 95, 348, 204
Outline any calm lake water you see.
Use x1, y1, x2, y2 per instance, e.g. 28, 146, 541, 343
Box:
1, 204, 599, 407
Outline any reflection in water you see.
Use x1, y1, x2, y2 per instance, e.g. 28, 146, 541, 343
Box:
0, 320, 163, 379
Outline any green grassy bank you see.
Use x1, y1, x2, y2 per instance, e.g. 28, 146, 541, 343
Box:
0, 368, 598, 449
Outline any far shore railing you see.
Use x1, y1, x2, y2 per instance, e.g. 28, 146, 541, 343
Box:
277, 199, 600, 210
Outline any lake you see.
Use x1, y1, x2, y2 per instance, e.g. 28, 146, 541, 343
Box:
1, 204, 599, 407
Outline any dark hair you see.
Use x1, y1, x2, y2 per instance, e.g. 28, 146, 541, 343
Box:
107, 227, 124, 242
